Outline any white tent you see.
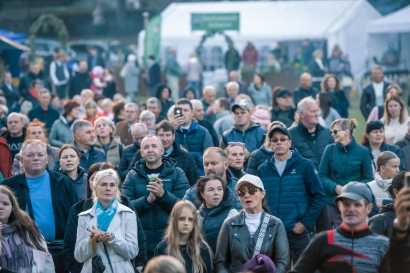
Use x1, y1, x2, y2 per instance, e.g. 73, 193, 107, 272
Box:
138, 0, 380, 79
367, 6, 410, 72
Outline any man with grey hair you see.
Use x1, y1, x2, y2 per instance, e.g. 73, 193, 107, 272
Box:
147, 97, 166, 123
293, 72, 318, 107
115, 102, 140, 146
1, 112, 26, 161
139, 110, 156, 135
53, 120, 106, 172
118, 123, 148, 181
395, 120, 410, 171
225, 81, 240, 107
2, 138, 79, 272
123, 135, 189, 258
190, 99, 219, 146
288, 97, 333, 170
201, 85, 217, 123
28, 88, 59, 130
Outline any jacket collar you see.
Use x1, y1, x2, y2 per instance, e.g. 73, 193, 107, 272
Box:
337, 223, 372, 239
78, 201, 133, 233
169, 142, 181, 157
335, 137, 357, 152
133, 157, 177, 177
297, 121, 323, 137
232, 121, 260, 131
177, 119, 199, 133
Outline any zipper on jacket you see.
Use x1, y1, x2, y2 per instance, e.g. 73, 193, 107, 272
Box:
351, 230, 354, 273
277, 177, 282, 217
242, 132, 245, 144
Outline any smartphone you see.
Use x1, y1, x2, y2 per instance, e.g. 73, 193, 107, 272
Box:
405, 172, 410, 188
174, 107, 182, 117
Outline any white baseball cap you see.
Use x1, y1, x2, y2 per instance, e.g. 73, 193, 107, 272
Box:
235, 174, 265, 191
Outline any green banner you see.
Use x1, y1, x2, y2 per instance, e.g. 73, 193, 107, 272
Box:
191, 13, 240, 31
144, 15, 162, 65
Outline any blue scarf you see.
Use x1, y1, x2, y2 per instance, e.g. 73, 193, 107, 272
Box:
96, 198, 118, 232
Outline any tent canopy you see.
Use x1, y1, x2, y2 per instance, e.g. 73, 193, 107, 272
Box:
0, 36, 29, 51
368, 5, 410, 34
0, 29, 26, 41
139, 0, 380, 77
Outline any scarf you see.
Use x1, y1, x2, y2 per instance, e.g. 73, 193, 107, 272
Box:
28, 88, 39, 100
96, 198, 118, 232
374, 172, 393, 191
0, 224, 33, 272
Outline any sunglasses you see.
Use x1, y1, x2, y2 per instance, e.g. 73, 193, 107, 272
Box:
237, 187, 259, 197
331, 129, 344, 135
270, 138, 289, 143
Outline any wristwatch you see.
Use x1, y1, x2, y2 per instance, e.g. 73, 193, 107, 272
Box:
109, 233, 115, 241
393, 218, 409, 233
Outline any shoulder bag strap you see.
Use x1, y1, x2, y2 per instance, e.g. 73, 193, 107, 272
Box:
253, 214, 270, 256
331, 144, 337, 183
103, 244, 115, 273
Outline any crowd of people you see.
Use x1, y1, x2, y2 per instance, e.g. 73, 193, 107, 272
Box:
0, 42, 409, 273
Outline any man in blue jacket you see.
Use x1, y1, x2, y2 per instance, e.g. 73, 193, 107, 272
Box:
257, 126, 326, 264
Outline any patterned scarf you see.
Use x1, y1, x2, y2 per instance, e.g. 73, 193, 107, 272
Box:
96, 198, 118, 232
0, 224, 33, 272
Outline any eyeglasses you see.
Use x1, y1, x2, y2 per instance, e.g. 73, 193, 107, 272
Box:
331, 129, 344, 135
237, 187, 259, 197
270, 138, 289, 143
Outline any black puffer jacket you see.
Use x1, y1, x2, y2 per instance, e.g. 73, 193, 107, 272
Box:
246, 146, 273, 175
214, 211, 289, 273
58, 167, 88, 200
198, 188, 238, 253
63, 195, 147, 273
122, 157, 190, 253
127, 142, 199, 186
118, 142, 139, 181
368, 203, 395, 238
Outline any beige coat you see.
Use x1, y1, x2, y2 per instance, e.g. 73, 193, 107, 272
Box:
94, 136, 123, 167
74, 202, 138, 273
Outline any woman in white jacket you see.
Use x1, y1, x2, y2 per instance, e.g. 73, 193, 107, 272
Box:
367, 151, 400, 207
74, 169, 138, 273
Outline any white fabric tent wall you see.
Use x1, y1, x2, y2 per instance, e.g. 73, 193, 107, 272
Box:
138, 0, 380, 78
368, 5, 410, 34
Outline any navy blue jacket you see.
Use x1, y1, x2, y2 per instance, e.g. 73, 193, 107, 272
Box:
53, 143, 106, 173
257, 149, 326, 232
364, 142, 406, 172
28, 105, 60, 131
174, 119, 213, 168
220, 121, 266, 154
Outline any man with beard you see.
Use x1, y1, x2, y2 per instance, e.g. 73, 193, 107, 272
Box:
183, 147, 241, 209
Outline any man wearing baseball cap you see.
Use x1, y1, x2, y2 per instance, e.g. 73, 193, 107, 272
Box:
290, 181, 390, 273
270, 89, 295, 128
257, 125, 325, 264
220, 100, 266, 165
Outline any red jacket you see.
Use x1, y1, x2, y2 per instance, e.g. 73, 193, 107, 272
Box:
0, 137, 12, 179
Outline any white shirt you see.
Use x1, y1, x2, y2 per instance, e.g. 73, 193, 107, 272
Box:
382, 117, 409, 144
372, 82, 384, 107
245, 211, 262, 237
314, 58, 325, 70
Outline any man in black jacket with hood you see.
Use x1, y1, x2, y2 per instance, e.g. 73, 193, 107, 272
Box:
127, 120, 199, 186
122, 135, 190, 259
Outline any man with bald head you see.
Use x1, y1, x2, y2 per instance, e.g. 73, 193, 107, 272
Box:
293, 72, 318, 107
201, 85, 217, 123
288, 97, 333, 170
1, 112, 27, 160
118, 122, 148, 181
123, 135, 189, 258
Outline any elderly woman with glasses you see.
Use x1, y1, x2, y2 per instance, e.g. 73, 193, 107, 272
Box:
362, 120, 405, 174
214, 174, 289, 273
318, 118, 373, 232
74, 169, 139, 273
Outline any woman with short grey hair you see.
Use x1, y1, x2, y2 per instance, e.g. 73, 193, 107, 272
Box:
93, 116, 124, 167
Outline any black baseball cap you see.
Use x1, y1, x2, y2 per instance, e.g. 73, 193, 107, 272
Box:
277, 89, 291, 98
334, 182, 373, 203
268, 126, 290, 139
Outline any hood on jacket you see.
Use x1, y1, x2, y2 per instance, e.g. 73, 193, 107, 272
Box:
378, 202, 394, 214
374, 172, 393, 191
59, 166, 86, 184
133, 157, 177, 177
199, 186, 237, 217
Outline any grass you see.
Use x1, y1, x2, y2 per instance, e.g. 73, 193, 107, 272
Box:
349, 97, 366, 141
